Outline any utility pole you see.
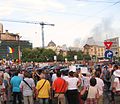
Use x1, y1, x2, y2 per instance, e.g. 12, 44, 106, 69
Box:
40, 22, 54, 48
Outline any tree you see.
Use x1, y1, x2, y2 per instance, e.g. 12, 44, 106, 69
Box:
66, 50, 77, 61
42, 49, 56, 62
21, 48, 56, 62
83, 54, 91, 61
77, 50, 83, 60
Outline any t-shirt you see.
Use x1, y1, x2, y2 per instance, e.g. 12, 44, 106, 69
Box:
4, 72, 10, 81
66, 77, 79, 90
18, 73, 24, 80
10, 76, 22, 92
20, 78, 35, 96
52, 74, 57, 82
114, 78, 120, 91
87, 86, 97, 98
36, 79, 50, 98
95, 77, 104, 95
52, 77, 67, 93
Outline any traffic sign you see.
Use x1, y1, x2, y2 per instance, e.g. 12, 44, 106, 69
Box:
104, 41, 113, 49
104, 50, 113, 59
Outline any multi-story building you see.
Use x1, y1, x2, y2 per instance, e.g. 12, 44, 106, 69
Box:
84, 44, 105, 58
83, 37, 105, 59
0, 23, 32, 59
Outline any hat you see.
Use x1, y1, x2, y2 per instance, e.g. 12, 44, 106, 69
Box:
113, 70, 120, 77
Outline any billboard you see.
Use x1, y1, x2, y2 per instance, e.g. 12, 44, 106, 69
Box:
105, 37, 119, 57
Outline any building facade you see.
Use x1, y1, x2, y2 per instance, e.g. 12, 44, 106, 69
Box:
83, 44, 105, 59
0, 25, 32, 59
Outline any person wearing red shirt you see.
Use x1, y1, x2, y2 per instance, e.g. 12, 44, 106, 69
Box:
52, 71, 67, 104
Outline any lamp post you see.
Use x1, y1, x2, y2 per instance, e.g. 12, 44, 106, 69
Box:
18, 34, 22, 63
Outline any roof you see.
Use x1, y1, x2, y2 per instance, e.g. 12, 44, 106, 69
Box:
47, 40, 56, 47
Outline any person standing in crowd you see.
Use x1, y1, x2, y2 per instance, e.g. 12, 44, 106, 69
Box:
110, 64, 118, 104
0, 77, 6, 104
18, 70, 24, 80
52, 69, 57, 82
80, 72, 90, 104
20, 71, 35, 104
112, 70, 120, 104
36, 71, 51, 104
108, 63, 113, 73
66, 71, 80, 104
86, 77, 99, 104
10, 71, 22, 104
52, 71, 67, 104
101, 66, 111, 91
3, 69, 10, 101
95, 71, 104, 104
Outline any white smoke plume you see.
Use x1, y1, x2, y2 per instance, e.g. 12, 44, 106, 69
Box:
91, 18, 118, 41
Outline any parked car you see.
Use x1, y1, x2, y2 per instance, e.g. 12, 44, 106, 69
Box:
74, 64, 88, 74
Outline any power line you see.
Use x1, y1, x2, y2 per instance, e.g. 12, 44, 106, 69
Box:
94, 0, 120, 15
0, 19, 55, 48
77, 0, 119, 3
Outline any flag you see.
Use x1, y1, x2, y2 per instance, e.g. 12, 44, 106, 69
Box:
7, 46, 14, 53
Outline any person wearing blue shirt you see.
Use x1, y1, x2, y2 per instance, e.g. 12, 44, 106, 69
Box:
10, 71, 22, 104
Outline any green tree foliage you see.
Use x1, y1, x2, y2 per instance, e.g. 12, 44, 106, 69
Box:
66, 50, 77, 61
57, 50, 64, 61
83, 54, 91, 61
21, 48, 91, 62
21, 48, 56, 62
77, 50, 83, 60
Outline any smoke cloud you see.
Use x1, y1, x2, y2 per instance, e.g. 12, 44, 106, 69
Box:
73, 38, 81, 47
91, 18, 117, 41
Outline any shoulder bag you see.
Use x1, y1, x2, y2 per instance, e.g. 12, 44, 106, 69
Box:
80, 80, 89, 101
23, 79, 32, 90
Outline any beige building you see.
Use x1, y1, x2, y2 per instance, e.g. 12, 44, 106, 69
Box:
0, 30, 19, 41
83, 37, 105, 59
83, 44, 105, 58
46, 40, 56, 51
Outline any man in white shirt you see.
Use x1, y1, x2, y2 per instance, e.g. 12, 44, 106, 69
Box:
95, 71, 104, 104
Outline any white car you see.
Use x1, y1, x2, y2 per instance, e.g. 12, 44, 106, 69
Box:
75, 64, 88, 74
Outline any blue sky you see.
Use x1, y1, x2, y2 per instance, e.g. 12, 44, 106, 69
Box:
0, 0, 120, 47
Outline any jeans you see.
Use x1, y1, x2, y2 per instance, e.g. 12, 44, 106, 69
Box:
38, 98, 49, 104
12, 92, 22, 104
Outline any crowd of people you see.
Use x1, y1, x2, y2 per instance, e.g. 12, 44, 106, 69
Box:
0, 61, 120, 104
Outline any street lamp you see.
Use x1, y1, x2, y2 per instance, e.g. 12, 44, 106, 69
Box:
17, 34, 22, 63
